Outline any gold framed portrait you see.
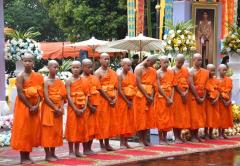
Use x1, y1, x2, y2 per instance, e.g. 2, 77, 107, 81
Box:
192, 2, 219, 67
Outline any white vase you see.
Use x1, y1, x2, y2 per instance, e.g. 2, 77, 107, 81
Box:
14, 60, 23, 75
228, 52, 240, 104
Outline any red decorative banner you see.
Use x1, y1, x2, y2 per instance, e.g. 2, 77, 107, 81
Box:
136, 0, 145, 35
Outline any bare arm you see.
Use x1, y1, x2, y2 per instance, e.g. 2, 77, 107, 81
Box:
43, 79, 58, 111
65, 79, 79, 112
189, 70, 200, 99
135, 68, 149, 98
118, 73, 131, 105
157, 71, 169, 100
16, 73, 32, 108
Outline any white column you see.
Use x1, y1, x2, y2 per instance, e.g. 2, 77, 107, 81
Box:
0, 0, 9, 115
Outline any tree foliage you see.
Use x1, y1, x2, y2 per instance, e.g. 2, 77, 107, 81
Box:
41, 0, 127, 41
4, 0, 64, 41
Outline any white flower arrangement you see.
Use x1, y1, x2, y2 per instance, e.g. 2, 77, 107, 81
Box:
222, 25, 240, 55
0, 131, 11, 147
57, 71, 72, 80
163, 20, 196, 55
5, 38, 42, 62
0, 114, 13, 129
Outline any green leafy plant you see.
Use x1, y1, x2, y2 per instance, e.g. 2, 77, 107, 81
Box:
5, 27, 41, 39
59, 59, 73, 72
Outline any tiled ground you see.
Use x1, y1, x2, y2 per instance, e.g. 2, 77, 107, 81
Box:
1, 137, 240, 166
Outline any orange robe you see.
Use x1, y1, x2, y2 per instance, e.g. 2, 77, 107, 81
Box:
189, 68, 209, 129
155, 69, 174, 131
173, 67, 190, 129
218, 77, 233, 129
118, 71, 136, 136
11, 72, 43, 152
134, 67, 156, 131
82, 75, 101, 140
205, 77, 220, 128
96, 68, 118, 139
41, 79, 66, 147
65, 78, 89, 143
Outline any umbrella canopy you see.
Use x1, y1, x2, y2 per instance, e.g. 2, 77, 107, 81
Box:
66, 37, 108, 49
96, 44, 127, 53
109, 34, 164, 59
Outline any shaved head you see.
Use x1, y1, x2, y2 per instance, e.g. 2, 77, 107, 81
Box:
121, 58, 132, 65
193, 53, 202, 60
82, 59, 92, 66
176, 54, 185, 61
100, 52, 110, 59
22, 52, 34, 60
159, 55, 169, 62
71, 60, 81, 66
219, 64, 227, 70
147, 55, 158, 62
48, 60, 59, 67
207, 64, 215, 69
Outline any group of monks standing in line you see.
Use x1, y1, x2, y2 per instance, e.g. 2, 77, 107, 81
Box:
10, 51, 233, 164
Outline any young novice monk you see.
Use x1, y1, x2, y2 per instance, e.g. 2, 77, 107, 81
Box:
81, 59, 101, 155
205, 64, 220, 139
65, 61, 89, 157
95, 53, 118, 151
117, 58, 136, 149
41, 60, 66, 161
218, 64, 233, 139
172, 54, 190, 143
11, 53, 43, 164
155, 56, 174, 144
189, 53, 209, 142
134, 55, 157, 146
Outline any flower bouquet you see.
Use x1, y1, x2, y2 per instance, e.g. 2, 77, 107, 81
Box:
222, 25, 240, 54
5, 38, 42, 62
163, 20, 196, 56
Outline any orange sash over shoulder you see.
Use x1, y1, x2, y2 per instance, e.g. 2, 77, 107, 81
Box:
219, 77, 232, 100
206, 77, 219, 100
155, 69, 174, 131
193, 68, 209, 97
134, 67, 157, 131
42, 79, 66, 127
173, 67, 190, 129
11, 72, 44, 152
101, 68, 118, 98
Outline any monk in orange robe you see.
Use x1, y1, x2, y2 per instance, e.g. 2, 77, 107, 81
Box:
218, 64, 233, 139
11, 53, 43, 164
172, 54, 190, 143
155, 56, 174, 144
117, 58, 136, 149
134, 55, 157, 146
189, 53, 209, 142
95, 53, 118, 151
81, 59, 101, 155
65, 61, 89, 157
41, 60, 66, 161
205, 64, 220, 139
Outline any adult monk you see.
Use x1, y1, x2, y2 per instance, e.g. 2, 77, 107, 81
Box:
11, 53, 43, 164
218, 64, 233, 139
81, 59, 101, 155
189, 53, 209, 142
95, 53, 118, 151
155, 56, 174, 144
65, 61, 89, 157
134, 55, 157, 146
117, 58, 136, 149
172, 54, 190, 143
205, 64, 220, 139
41, 60, 66, 161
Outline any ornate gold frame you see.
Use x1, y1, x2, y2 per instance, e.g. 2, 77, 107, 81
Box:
192, 2, 219, 66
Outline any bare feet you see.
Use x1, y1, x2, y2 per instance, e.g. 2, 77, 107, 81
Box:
45, 156, 57, 162
174, 138, 183, 144
75, 152, 83, 157
52, 154, 59, 160
138, 142, 145, 147
143, 141, 151, 146
69, 152, 75, 158
221, 134, 229, 139
125, 143, 133, 149
105, 145, 115, 151
120, 145, 127, 149
20, 159, 33, 164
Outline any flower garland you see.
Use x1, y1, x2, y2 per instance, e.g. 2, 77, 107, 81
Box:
5, 38, 42, 62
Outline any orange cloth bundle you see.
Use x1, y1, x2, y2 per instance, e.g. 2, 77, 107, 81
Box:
123, 85, 136, 98
71, 91, 86, 108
